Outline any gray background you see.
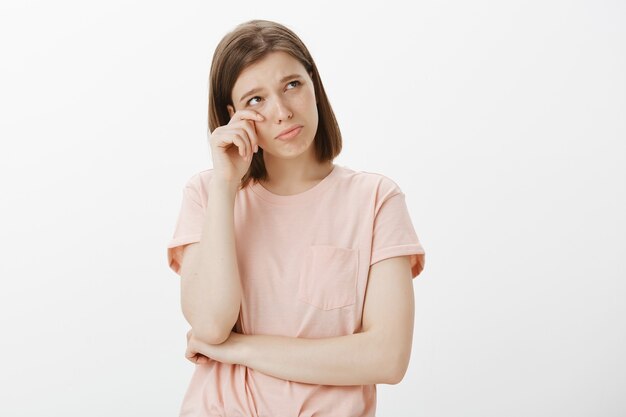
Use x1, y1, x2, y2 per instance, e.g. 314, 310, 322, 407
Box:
1, 0, 624, 416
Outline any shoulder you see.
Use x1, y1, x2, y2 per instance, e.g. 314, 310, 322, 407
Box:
177, 169, 215, 207
336, 165, 404, 200
183, 168, 214, 191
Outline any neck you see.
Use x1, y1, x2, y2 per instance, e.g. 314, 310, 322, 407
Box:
260, 157, 334, 196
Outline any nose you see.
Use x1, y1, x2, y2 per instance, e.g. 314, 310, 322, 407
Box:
270, 95, 293, 123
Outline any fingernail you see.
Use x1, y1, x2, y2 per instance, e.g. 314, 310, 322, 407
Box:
257, 114, 264, 120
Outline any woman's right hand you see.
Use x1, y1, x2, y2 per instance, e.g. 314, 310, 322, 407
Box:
208, 109, 264, 184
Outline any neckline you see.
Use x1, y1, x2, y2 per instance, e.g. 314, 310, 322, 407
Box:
250, 164, 340, 205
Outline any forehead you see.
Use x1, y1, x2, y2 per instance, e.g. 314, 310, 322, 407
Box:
232, 51, 305, 92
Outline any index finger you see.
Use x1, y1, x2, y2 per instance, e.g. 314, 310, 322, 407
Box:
233, 109, 264, 122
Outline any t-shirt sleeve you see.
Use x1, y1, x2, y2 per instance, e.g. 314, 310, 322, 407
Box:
167, 174, 206, 276
370, 180, 426, 279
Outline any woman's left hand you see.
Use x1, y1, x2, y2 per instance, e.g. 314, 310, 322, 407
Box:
185, 329, 247, 366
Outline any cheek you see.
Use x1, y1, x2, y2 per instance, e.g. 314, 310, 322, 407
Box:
253, 125, 270, 143
292, 92, 316, 114
302, 88, 316, 103
257, 130, 268, 143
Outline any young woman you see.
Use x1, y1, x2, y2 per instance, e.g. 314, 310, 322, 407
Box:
167, 19, 426, 417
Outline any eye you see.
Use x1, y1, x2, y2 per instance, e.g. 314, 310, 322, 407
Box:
247, 96, 262, 106
246, 80, 301, 106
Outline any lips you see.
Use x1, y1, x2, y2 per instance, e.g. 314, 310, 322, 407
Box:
275, 124, 303, 139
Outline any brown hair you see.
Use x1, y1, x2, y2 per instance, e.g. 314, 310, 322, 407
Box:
207, 19, 342, 190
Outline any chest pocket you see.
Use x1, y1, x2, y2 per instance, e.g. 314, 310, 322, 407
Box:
297, 245, 359, 310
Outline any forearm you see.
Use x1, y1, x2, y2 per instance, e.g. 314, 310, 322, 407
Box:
239, 331, 394, 386
181, 179, 242, 344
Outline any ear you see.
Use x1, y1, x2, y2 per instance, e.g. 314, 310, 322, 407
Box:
227, 104, 235, 119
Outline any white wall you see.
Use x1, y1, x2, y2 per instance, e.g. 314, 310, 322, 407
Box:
0, 0, 624, 416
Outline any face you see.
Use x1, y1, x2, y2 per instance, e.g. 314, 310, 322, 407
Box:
227, 51, 318, 160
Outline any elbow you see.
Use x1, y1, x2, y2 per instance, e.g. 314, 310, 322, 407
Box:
182, 307, 237, 345
369, 330, 411, 385
193, 326, 231, 345
183, 311, 233, 345
181, 291, 241, 345
386, 362, 408, 385
386, 371, 406, 385
197, 333, 229, 346
384, 353, 411, 385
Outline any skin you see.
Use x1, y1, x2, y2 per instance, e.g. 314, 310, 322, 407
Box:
184, 51, 333, 344
226, 50, 334, 195
185, 255, 416, 385
184, 51, 416, 386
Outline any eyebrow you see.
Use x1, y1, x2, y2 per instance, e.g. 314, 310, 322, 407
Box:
238, 73, 303, 103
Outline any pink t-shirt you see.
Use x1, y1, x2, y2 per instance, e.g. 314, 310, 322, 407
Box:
167, 163, 426, 417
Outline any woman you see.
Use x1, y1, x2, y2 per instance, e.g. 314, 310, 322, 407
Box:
167, 19, 426, 417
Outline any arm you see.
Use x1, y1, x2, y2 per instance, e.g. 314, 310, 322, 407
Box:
240, 330, 390, 386
241, 256, 414, 385
180, 178, 242, 345
192, 255, 415, 385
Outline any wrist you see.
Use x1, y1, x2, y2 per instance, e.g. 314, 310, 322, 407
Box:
232, 332, 252, 366
208, 178, 239, 201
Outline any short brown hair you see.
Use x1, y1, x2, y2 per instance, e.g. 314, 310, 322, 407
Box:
207, 19, 343, 190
